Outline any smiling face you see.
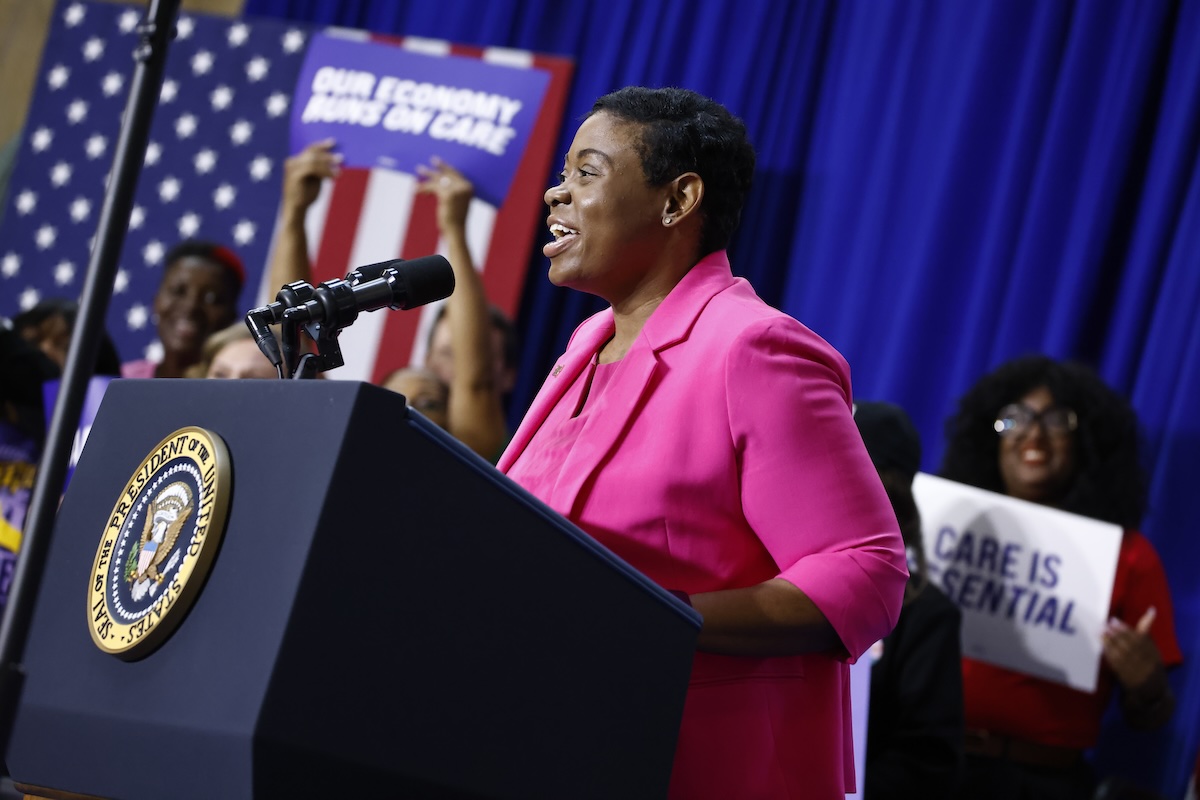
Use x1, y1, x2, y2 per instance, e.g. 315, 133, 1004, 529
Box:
542, 112, 672, 304
998, 385, 1077, 505
154, 256, 238, 363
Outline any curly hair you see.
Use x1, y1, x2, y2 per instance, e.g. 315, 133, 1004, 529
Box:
589, 86, 756, 259
939, 354, 1147, 529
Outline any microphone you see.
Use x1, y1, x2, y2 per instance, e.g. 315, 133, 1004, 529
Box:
345, 258, 404, 286
244, 280, 315, 369
282, 254, 455, 330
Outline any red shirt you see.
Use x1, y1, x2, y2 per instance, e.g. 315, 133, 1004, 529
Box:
962, 530, 1183, 748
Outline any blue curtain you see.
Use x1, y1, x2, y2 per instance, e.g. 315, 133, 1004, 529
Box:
246, 0, 1200, 793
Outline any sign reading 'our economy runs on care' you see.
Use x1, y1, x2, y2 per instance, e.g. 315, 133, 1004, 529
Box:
291, 33, 551, 206
913, 473, 1122, 692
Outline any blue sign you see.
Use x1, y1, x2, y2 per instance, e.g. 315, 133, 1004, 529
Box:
291, 33, 552, 206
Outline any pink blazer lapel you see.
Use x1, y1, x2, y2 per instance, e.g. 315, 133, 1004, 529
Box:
547, 341, 661, 509
496, 315, 614, 474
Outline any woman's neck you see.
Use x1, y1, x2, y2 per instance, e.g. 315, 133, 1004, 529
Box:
601, 292, 668, 363
600, 251, 700, 363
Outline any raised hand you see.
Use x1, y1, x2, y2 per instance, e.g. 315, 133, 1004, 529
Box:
282, 139, 343, 220
1103, 607, 1163, 688
415, 157, 473, 234
1104, 607, 1174, 728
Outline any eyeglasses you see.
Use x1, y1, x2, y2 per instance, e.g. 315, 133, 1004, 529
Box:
993, 403, 1078, 437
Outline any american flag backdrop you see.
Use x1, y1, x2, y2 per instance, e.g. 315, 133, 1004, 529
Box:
0, 1, 572, 383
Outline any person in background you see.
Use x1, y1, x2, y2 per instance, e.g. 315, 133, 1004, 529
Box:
0, 324, 59, 608
854, 400, 964, 799
11, 299, 121, 376
498, 85, 907, 798
185, 323, 279, 380
940, 354, 1182, 800
411, 159, 510, 459
423, 297, 519, 421
266, 141, 512, 461
122, 240, 245, 379
380, 366, 449, 431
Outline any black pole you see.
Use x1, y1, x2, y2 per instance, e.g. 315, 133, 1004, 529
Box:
0, 0, 181, 759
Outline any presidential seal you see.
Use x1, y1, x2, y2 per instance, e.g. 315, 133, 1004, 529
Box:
88, 427, 231, 660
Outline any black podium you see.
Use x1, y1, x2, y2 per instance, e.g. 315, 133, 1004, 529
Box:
6, 379, 700, 799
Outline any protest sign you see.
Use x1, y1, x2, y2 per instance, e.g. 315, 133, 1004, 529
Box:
292, 32, 552, 206
846, 648, 875, 800
913, 472, 1121, 691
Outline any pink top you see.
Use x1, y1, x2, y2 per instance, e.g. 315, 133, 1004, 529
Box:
120, 359, 157, 379
501, 251, 907, 798
510, 357, 617, 501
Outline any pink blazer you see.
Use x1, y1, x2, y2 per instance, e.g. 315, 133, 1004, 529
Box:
500, 252, 907, 798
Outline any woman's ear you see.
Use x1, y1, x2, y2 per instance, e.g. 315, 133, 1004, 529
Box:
663, 172, 704, 225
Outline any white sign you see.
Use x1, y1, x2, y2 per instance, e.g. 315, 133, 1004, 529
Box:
913, 473, 1121, 692
846, 646, 875, 799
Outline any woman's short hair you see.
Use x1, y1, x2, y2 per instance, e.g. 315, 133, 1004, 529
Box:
590, 86, 756, 258
939, 354, 1147, 528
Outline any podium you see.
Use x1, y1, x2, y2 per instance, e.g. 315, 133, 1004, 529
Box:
6, 379, 700, 799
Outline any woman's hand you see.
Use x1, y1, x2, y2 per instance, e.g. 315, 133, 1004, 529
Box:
282, 139, 342, 223
1104, 607, 1163, 687
1104, 607, 1175, 729
416, 157, 473, 234
689, 578, 845, 658
266, 140, 341, 297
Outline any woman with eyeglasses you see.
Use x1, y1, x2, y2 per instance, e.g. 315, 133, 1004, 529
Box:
939, 355, 1182, 800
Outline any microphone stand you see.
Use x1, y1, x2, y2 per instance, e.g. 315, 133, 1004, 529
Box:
283, 303, 345, 380
0, 0, 181, 759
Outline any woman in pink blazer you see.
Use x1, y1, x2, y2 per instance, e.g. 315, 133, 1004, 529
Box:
499, 86, 908, 799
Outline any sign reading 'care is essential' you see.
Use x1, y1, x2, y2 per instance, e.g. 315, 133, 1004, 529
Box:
914, 473, 1121, 692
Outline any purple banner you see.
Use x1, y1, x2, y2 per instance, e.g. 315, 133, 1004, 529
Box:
0, 549, 16, 615
0, 421, 39, 558
291, 33, 552, 206
42, 376, 114, 491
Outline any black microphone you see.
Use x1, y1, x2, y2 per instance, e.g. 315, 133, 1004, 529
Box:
244, 280, 315, 369
282, 254, 455, 330
345, 258, 404, 286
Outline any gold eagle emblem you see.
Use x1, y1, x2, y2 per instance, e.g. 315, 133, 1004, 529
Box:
129, 481, 193, 585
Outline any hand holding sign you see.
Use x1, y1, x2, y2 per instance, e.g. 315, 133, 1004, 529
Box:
914, 472, 1122, 691
291, 33, 552, 206
416, 158, 473, 234
284, 139, 343, 221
